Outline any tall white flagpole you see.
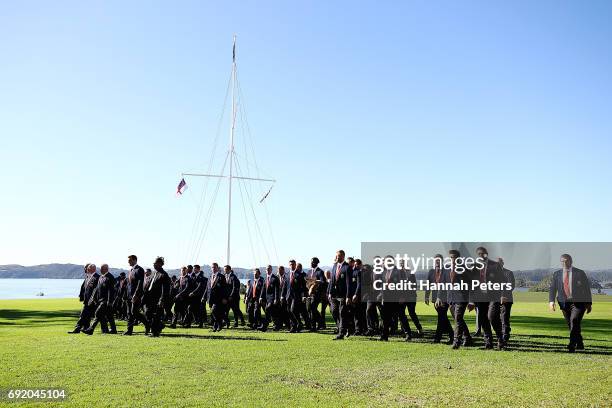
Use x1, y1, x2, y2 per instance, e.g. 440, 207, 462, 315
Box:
227, 34, 237, 265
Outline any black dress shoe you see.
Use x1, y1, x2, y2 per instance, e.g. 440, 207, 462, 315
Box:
82, 328, 94, 335
379, 336, 388, 341
452, 342, 461, 350
67, 328, 81, 334
432, 338, 441, 344
463, 337, 474, 347
108, 330, 118, 334
445, 338, 454, 345
333, 334, 345, 340
576, 342, 585, 350
484, 342, 494, 350
122, 331, 133, 336
404, 335, 412, 342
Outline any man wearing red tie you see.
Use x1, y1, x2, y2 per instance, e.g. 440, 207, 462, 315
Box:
259, 265, 280, 331
246, 268, 265, 329
549, 254, 593, 353
327, 250, 353, 340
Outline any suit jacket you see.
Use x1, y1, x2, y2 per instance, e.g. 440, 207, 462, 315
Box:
94, 272, 116, 305
175, 274, 193, 301
246, 276, 264, 302
327, 262, 352, 299
189, 271, 206, 299
261, 273, 280, 304
287, 269, 308, 301
127, 265, 145, 299
549, 267, 592, 305
226, 272, 241, 300
379, 268, 402, 303
444, 266, 472, 304
278, 273, 289, 300
470, 259, 505, 303
502, 268, 515, 303
350, 267, 362, 300
425, 267, 444, 303
79, 272, 100, 304
402, 269, 417, 302
207, 272, 227, 305
143, 269, 171, 305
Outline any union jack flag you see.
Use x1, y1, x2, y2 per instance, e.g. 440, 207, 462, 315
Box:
176, 178, 187, 196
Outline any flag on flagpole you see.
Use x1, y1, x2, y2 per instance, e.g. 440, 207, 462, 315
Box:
176, 178, 187, 196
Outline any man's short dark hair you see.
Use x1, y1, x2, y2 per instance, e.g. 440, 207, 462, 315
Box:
194, 264, 201, 269
448, 249, 460, 257
154, 257, 165, 266
128, 255, 137, 262
311, 257, 320, 264
475, 247, 488, 254
561, 253, 573, 263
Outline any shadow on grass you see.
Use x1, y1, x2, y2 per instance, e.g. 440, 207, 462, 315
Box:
0, 309, 78, 326
160, 332, 287, 342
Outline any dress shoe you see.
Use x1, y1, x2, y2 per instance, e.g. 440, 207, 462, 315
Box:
67, 328, 81, 334
463, 337, 474, 347
122, 331, 133, 336
82, 328, 94, 335
379, 336, 388, 341
333, 333, 345, 340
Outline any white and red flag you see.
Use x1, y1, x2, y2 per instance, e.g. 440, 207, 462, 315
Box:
176, 178, 187, 196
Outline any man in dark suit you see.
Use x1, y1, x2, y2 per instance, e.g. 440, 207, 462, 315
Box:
351, 259, 367, 335
123, 255, 147, 336
446, 249, 474, 349
83, 263, 117, 335
549, 253, 593, 352
246, 268, 265, 329
259, 265, 280, 331
378, 259, 411, 342
225, 265, 245, 327
472, 247, 507, 349
186, 264, 206, 328
206, 263, 227, 332
362, 264, 380, 336
306, 257, 326, 331
142, 256, 171, 337
170, 267, 192, 328
425, 254, 454, 344
287, 261, 311, 333
114, 272, 127, 320
501, 266, 515, 343
68, 264, 99, 334
277, 266, 290, 330
328, 250, 353, 340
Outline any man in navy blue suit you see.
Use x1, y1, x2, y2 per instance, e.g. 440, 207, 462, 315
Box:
327, 249, 353, 340
549, 254, 592, 352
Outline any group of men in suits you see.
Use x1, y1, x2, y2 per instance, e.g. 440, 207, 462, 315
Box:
68, 250, 593, 353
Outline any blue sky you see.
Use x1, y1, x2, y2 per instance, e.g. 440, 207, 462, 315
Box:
1, 1, 611, 270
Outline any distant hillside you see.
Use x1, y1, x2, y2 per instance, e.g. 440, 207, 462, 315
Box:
2, 264, 611, 283
0, 264, 281, 280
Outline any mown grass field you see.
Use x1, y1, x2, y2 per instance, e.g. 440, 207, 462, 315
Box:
0, 292, 610, 407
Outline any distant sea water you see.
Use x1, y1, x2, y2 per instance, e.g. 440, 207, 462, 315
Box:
0, 279, 609, 300
0, 278, 252, 299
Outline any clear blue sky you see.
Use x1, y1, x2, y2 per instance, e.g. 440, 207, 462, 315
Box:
1, 1, 611, 270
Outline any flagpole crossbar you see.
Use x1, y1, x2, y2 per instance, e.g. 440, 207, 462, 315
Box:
182, 173, 276, 183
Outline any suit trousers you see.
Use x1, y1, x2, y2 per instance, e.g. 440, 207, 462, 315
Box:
434, 302, 453, 341
560, 302, 586, 347
501, 302, 512, 340
451, 302, 470, 341
329, 298, 352, 333
366, 301, 380, 333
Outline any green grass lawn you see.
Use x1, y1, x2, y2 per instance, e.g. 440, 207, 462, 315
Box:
0, 292, 610, 407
